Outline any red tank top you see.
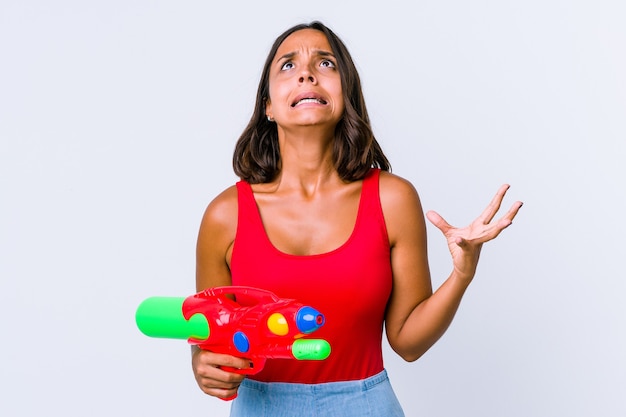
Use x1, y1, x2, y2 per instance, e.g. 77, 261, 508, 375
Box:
230, 168, 392, 383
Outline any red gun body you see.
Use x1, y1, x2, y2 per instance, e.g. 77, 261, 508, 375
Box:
182, 286, 329, 374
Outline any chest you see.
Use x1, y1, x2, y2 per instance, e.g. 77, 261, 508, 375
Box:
254, 187, 361, 256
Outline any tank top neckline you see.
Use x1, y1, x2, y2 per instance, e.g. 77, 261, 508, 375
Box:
239, 169, 378, 260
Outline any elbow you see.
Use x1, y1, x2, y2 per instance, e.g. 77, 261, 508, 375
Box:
386, 321, 437, 363
390, 343, 425, 363
398, 351, 423, 363
401, 353, 421, 363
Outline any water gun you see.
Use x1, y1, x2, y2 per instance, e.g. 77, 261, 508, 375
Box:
135, 286, 331, 376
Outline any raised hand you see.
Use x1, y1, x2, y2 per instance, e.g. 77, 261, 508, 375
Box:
425, 184, 523, 281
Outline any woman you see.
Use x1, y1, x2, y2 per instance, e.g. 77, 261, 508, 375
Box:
192, 21, 522, 416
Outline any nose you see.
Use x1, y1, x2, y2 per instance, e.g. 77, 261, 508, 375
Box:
298, 67, 317, 84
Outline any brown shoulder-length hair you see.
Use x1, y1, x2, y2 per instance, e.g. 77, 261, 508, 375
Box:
233, 21, 391, 184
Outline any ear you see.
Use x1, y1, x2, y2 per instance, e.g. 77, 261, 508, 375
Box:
264, 97, 273, 119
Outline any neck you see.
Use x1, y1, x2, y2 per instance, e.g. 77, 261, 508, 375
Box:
272, 126, 340, 197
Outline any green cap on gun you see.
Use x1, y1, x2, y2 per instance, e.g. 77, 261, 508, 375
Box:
291, 339, 331, 360
135, 297, 209, 340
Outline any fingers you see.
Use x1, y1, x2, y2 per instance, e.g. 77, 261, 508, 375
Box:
501, 200, 524, 224
192, 350, 248, 400
478, 184, 510, 225
477, 200, 524, 242
208, 351, 251, 371
425, 210, 452, 233
485, 199, 523, 235
427, 185, 523, 245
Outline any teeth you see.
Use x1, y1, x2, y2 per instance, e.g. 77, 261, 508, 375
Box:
295, 98, 325, 106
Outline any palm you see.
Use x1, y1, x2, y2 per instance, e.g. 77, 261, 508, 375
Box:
426, 184, 523, 280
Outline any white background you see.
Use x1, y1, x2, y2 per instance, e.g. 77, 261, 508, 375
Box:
1, 1, 624, 416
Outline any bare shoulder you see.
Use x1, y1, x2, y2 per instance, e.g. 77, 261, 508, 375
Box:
200, 185, 238, 232
378, 171, 426, 247
379, 171, 423, 208
196, 185, 239, 290
197, 185, 238, 257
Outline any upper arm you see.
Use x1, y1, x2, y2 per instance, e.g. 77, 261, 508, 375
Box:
195, 186, 238, 292
379, 173, 432, 346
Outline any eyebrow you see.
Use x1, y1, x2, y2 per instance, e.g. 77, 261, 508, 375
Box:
275, 49, 336, 63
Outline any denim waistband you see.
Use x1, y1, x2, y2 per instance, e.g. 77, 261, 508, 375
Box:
240, 369, 390, 395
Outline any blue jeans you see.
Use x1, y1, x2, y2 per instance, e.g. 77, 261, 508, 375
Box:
229, 369, 405, 417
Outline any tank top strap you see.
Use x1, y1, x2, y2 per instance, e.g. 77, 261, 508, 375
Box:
235, 169, 387, 255
235, 180, 268, 247
358, 168, 388, 244
361, 168, 380, 199
235, 180, 253, 207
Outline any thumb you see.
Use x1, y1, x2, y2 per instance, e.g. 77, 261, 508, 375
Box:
426, 210, 452, 233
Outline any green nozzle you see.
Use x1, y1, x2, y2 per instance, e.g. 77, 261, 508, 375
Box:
291, 339, 331, 360
135, 297, 209, 340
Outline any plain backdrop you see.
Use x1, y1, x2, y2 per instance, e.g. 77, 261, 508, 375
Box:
1, 1, 624, 416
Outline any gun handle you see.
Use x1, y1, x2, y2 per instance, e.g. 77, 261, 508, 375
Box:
221, 356, 266, 376
221, 393, 238, 401
217, 357, 265, 401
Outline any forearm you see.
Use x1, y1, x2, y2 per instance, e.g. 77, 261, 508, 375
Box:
390, 271, 472, 362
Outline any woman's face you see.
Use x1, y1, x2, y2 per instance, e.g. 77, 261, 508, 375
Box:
265, 29, 344, 130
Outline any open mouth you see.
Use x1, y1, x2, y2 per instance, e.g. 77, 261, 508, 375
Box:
292, 97, 328, 107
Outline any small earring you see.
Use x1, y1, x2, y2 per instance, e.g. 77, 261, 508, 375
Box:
267, 115, 273, 122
